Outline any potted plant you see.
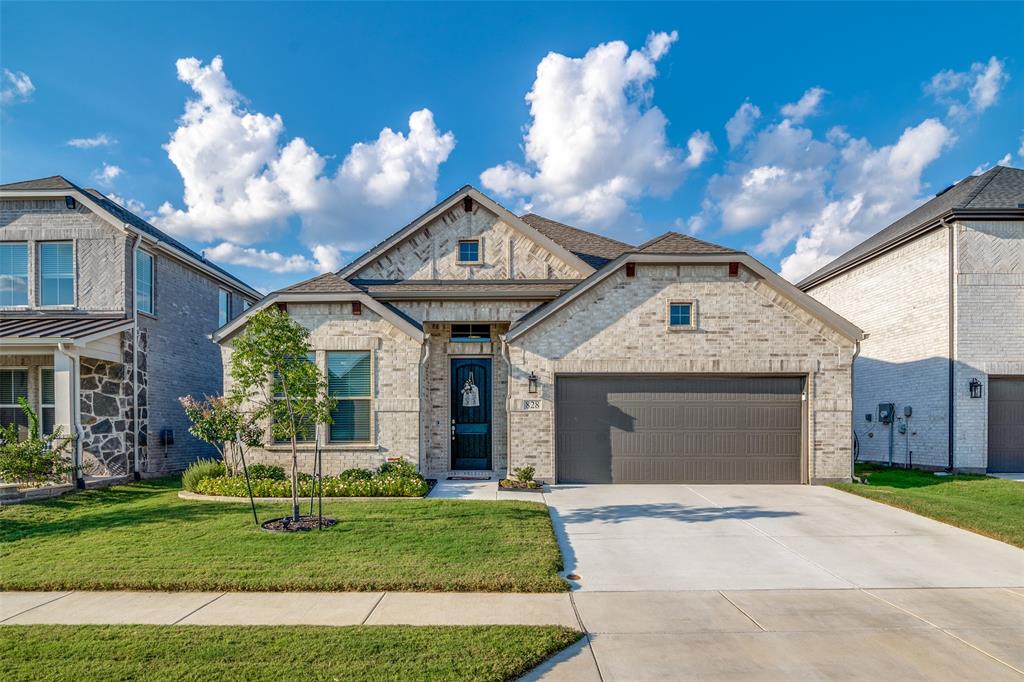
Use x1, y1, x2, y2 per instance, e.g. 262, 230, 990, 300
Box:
498, 465, 545, 493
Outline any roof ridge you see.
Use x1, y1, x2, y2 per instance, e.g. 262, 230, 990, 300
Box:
634, 232, 673, 251
962, 164, 1003, 208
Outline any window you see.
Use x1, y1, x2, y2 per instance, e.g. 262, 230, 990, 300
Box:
272, 352, 317, 443
136, 250, 154, 315
457, 239, 480, 263
218, 289, 230, 326
40, 368, 55, 436
0, 242, 29, 306
38, 242, 74, 306
669, 302, 694, 328
328, 351, 372, 443
0, 368, 29, 432
450, 324, 491, 342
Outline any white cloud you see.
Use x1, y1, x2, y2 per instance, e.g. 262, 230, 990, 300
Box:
155, 55, 455, 256
310, 244, 343, 273
780, 87, 826, 123
1, 69, 34, 105
106, 192, 147, 216
973, 153, 1013, 176
480, 31, 702, 231
926, 56, 1009, 119
204, 242, 322, 274
94, 164, 122, 184
725, 101, 760, 149
1018, 134, 1024, 161
67, 134, 116, 149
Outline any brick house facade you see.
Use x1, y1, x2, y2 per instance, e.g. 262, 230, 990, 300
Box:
1, 176, 259, 484
219, 186, 862, 484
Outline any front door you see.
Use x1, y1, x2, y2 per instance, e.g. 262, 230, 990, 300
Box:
451, 358, 492, 470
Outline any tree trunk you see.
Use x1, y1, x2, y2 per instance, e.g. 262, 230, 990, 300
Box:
290, 432, 299, 521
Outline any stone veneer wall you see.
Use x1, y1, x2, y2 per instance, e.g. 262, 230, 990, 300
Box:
79, 330, 147, 477
506, 263, 857, 483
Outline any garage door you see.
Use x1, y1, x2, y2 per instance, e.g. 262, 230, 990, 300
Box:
556, 376, 804, 484
988, 377, 1024, 472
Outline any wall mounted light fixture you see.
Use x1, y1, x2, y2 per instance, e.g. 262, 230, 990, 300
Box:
969, 378, 983, 399
528, 371, 538, 394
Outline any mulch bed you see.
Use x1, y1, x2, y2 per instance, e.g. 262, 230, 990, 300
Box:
498, 479, 544, 490
260, 515, 338, 532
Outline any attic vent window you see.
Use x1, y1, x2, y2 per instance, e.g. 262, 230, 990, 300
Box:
463, 196, 474, 212
64, 196, 76, 210
625, 263, 636, 277
457, 239, 481, 264
451, 324, 490, 342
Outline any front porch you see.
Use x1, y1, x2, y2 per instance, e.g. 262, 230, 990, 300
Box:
0, 316, 145, 486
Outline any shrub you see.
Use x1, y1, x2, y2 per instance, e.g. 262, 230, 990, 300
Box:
378, 459, 419, 478
193, 471, 429, 498
245, 464, 285, 480
0, 398, 73, 485
182, 459, 225, 492
513, 466, 536, 483
339, 468, 373, 482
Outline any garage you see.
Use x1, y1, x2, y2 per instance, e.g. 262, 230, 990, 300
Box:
988, 377, 1024, 472
555, 375, 805, 484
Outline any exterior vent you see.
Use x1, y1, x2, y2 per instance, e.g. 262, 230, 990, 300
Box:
352, 301, 362, 316
728, 262, 739, 277
935, 184, 955, 197
463, 196, 474, 212
625, 263, 636, 278
276, 302, 288, 313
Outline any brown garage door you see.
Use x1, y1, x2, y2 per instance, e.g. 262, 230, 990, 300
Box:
988, 377, 1024, 472
556, 376, 804, 484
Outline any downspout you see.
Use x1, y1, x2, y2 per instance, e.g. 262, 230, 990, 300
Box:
943, 218, 955, 471
851, 340, 861, 482
501, 335, 512, 479
57, 343, 84, 488
418, 333, 431, 474
130, 232, 142, 479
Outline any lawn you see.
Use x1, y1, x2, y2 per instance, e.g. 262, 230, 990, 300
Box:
0, 478, 566, 592
0, 624, 581, 682
832, 464, 1024, 548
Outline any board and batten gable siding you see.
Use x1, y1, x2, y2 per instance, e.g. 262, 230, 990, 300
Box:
350, 203, 585, 281
953, 220, 1024, 470
1, 198, 128, 312
506, 263, 856, 483
221, 302, 423, 475
806, 228, 951, 468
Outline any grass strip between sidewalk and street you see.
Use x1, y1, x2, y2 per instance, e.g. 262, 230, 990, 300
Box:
831, 464, 1024, 548
0, 478, 567, 592
0, 624, 582, 682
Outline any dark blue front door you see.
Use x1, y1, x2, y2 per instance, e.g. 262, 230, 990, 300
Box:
451, 358, 492, 470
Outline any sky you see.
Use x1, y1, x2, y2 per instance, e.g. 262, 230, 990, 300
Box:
2, 2, 1022, 292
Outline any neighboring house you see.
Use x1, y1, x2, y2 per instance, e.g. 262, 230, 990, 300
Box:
217, 185, 863, 484
799, 165, 1024, 474
1, 176, 260, 483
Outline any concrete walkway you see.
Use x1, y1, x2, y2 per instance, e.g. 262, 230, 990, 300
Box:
3, 588, 1023, 680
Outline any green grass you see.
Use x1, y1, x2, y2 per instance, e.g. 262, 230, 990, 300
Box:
0, 478, 566, 592
0, 624, 582, 682
832, 464, 1024, 548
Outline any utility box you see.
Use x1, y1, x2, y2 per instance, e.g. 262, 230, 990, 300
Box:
878, 403, 895, 425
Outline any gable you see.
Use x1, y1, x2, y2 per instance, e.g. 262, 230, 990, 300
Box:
350, 202, 589, 281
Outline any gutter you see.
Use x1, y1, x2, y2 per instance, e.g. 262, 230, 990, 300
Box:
500, 335, 512, 479
130, 232, 142, 480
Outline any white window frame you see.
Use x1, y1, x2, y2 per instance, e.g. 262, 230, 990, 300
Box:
0, 241, 30, 308
39, 366, 55, 436
0, 367, 29, 431
135, 249, 156, 316
327, 350, 375, 445
456, 238, 482, 265
218, 288, 230, 326
37, 241, 76, 308
667, 300, 697, 330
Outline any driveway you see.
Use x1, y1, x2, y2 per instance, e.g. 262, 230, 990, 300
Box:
545, 484, 1024, 591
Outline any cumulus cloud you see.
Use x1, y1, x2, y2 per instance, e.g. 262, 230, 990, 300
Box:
1, 69, 34, 105
105, 192, 148, 216
204, 242, 321, 274
725, 101, 761, 149
480, 31, 705, 231
155, 55, 455, 266
94, 164, 123, 184
926, 56, 1009, 119
972, 153, 1013, 176
67, 134, 116, 149
780, 87, 826, 123
1018, 134, 1024, 161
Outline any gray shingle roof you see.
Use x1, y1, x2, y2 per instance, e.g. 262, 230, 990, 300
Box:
519, 214, 634, 267
0, 175, 257, 296
798, 165, 1024, 289
635, 231, 739, 255
279, 272, 361, 294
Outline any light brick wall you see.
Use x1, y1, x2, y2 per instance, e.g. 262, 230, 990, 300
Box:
351, 204, 585, 281
807, 229, 951, 468
953, 220, 1024, 470
507, 263, 856, 483
226, 302, 422, 476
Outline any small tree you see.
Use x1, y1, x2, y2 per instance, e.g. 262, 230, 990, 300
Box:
228, 307, 334, 521
0, 398, 74, 485
179, 395, 262, 475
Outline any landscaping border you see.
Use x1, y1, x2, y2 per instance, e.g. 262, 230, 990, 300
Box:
178, 490, 429, 503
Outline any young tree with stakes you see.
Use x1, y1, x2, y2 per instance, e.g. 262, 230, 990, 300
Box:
227, 307, 335, 522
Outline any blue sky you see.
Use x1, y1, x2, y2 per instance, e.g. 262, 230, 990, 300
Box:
2, 2, 1022, 291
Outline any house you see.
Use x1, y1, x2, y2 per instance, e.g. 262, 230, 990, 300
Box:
798, 165, 1024, 474
1, 176, 260, 484
216, 185, 863, 484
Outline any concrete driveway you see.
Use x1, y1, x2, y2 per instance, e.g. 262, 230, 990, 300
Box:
545, 484, 1024, 591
